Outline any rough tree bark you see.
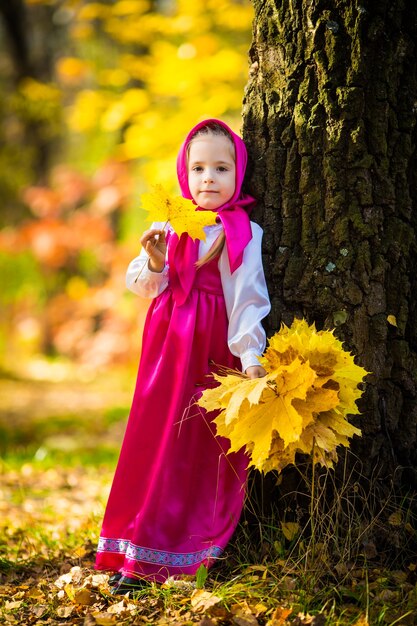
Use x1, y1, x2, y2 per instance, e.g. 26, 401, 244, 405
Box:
242, 0, 417, 521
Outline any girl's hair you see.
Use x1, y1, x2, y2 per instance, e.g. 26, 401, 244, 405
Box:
188, 123, 235, 268
187, 121, 234, 149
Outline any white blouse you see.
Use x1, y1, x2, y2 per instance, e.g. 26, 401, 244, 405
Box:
126, 222, 271, 372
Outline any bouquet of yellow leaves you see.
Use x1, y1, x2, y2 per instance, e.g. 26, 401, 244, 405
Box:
141, 184, 215, 241
197, 319, 369, 473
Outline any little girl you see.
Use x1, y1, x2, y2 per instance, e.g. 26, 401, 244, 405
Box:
95, 119, 270, 593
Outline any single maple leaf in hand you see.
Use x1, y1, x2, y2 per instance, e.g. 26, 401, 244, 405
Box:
141, 184, 215, 240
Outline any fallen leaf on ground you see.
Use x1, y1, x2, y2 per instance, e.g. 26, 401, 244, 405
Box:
57, 606, 75, 618
5, 600, 24, 610
84, 573, 110, 588
190, 589, 222, 612
74, 586, 96, 605
92, 612, 118, 625
26, 587, 45, 600
267, 606, 293, 625
233, 616, 259, 626
231, 601, 253, 615
107, 598, 137, 615
253, 602, 268, 615
54, 565, 84, 588
31, 605, 48, 618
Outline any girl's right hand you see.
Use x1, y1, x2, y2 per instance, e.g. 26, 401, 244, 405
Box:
140, 228, 167, 273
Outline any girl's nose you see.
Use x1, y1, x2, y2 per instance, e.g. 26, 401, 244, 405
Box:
203, 170, 214, 183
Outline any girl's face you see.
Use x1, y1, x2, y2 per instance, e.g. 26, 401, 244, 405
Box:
187, 134, 236, 210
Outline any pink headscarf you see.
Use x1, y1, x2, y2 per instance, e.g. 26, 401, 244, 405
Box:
169, 119, 255, 305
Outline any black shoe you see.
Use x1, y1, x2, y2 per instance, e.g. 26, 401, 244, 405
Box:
110, 575, 149, 595
108, 572, 122, 586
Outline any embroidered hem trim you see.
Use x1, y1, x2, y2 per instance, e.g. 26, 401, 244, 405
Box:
97, 537, 222, 567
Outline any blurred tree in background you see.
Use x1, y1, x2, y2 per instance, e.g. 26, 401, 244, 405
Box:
0, 0, 253, 376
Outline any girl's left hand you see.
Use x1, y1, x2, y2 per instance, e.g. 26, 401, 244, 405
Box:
245, 365, 266, 379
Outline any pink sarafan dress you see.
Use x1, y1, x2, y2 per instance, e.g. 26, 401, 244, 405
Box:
95, 221, 270, 582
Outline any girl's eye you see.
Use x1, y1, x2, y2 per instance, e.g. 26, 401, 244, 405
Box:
218, 167, 228, 172
193, 166, 203, 172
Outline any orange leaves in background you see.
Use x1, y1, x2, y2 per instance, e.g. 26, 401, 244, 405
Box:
23, 162, 132, 220
198, 319, 368, 473
141, 185, 215, 240
18, 162, 131, 268
17, 213, 114, 270
0, 161, 144, 370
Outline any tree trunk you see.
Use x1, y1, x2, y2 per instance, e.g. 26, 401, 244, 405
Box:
0, 0, 61, 204
242, 0, 417, 527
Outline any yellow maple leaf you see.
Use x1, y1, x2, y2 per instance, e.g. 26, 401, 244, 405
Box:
292, 385, 340, 427
300, 421, 339, 455
261, 448, 295, 474
216, 396, 276, 466
198, 370, 247, 416
224, 375, 270, 427
319, 410, 361, 439
141, 184, 215, 240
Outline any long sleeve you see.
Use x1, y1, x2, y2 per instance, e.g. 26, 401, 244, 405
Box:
217, 222, 271, 372
126, 222, 170, 298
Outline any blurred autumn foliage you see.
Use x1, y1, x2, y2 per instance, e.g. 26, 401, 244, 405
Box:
0, 0, 253, 374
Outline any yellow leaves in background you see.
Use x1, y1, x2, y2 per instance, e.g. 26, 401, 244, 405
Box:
198, 319, 368, 474
112, 0, 150, 16
61, 0, 252, 188
19, 78, 61, 103
66, 276, 89, 301
56, 57, 90, 85
14, 78, 62, 132
102, 89, 149, 131
215, 3, 254, 30
141, 185, 215, 240
78, 3, 112, 21
68, 90, 107, 132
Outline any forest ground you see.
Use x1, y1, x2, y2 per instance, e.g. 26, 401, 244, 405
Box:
1, 369, 416, 626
